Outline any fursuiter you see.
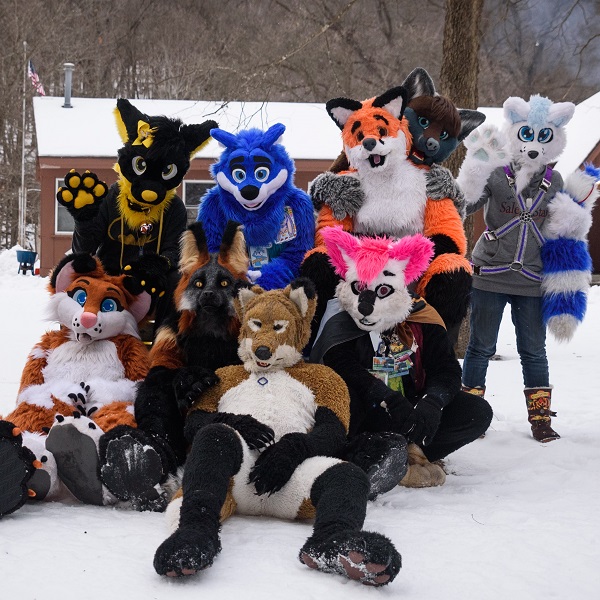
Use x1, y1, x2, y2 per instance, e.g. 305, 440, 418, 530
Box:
310, 227, 492, 490
457, 94, 599, 342
198, 124, 315, 290
97, 221, 249, 512
56, 99, 217, 329
302, 84, 474, 348
152, 278, 401, 586
0, 254, 151, 518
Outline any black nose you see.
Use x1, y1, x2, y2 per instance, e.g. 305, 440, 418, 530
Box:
528, 150, 539, 159
358, 302, 374, 316
357, 289, 376, 316
426, 137, 439, 152
241, 185, 260, 200
362, 138, 377, 152
255, 346, 272, 360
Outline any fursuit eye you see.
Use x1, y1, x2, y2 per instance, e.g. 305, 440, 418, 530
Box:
162, 164, 178, 180
378, 127, 387, 137
440, 131, 449, 140
101, 298, 119, 312
195, 280, 203, 288
132, 156, 147, 175
356, 131, 364, 142
232, 168, 246, 183
376, 284, 394, 298
351, 281, 367, 295
273, 324, 283, 331
418, 116, 430, 129
518, 126, 535, 142
71, 289, 87, 306
538, 128, 553, 144
220, 280, 229, 287
254, 167, 270, 182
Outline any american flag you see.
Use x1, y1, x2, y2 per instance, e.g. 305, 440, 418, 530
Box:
27, 60, 46, 96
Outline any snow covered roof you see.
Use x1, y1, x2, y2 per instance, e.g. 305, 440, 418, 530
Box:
32, 96, 343, 161
477, 91, 600, 174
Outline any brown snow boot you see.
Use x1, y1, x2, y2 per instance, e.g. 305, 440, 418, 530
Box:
461, 385, 486, 398
525, 387, 560, 443
398, 443, 446, 488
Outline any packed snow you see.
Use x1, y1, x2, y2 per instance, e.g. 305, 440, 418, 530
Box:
0, 246, 598, 600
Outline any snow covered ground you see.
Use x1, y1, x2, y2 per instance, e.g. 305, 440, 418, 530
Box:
0, 245, 598, 600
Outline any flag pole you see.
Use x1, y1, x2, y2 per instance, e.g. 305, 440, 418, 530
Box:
19, 40, 27, 248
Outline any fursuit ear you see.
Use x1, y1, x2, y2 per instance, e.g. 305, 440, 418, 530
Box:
262, 123, 286, 150
49, 253, 104, 294
458, 109, 486, 141
326, 97, 364, 129
114, 98, 149, 144
320, 226, 360, 279
547, 101, 575, 128
127, 289, 152, 323
210, 127, 239, 149
503, 96, 530, 125
179, 222, 210, 277
402, 67, 437, 102
388, 234, 435, 285
218, 221, 249, 277
286, 278, 317, 322
182, 119, 219, 157
372, 86, 408, 120
234, 285, 264, 319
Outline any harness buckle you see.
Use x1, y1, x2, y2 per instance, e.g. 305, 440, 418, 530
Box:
540, 177, 551, 192
510, 261, 523, 272
484, 230, 498, 241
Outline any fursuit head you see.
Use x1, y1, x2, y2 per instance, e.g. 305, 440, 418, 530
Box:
326, 87, 428, 239
321, 226, 434, 332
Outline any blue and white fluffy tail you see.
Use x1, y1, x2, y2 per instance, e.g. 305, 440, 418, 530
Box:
541, 164, 600, 342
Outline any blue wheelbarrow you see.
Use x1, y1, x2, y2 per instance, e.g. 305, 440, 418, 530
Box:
16, 250, 38, 275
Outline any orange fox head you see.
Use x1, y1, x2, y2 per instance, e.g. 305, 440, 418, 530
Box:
47, 254, 151, 343
234, 278, 316, 373
326, 86, 411, 172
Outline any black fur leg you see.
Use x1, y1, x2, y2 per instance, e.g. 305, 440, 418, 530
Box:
99, 428, 169, 512
423, 269, 472, 334
300, 462, 401, 586
343, 432, 408, 500
45, 420, 103, 505
0, 421, 36, 517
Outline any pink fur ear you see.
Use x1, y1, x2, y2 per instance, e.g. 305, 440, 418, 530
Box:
128, 291, 152, 323
388, 234, 434, 284
54, 261, 77, 294
321, 226, 360, 278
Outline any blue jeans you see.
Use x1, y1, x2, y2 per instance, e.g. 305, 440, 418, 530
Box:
462, 288, 549, 389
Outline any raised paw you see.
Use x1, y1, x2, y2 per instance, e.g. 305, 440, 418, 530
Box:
463, 124, 508, 166
300, 530, 401, 587
0, 421, 37, 517
56, 170, 108, 221
154, 527, 221, 577
100, 432, 167, 512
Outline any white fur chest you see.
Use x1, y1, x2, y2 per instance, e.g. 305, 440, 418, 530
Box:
218, 370, 317, 440
43, 339, 125, 383
354, 158, 427, 238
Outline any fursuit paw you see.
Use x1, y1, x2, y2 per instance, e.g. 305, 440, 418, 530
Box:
426, 164, 466, 218
100, 430, 168, 512
154, 527, 221, 577
300, 530, 401, 587
343, 432, 408, 501
45, 414, 105, 505
173, 367, 219, 411
309, 171, 364, 219
463, 123, 508, 166
56, 169, 108, 222
122, 252, 170, 299
0, 421, 36, 517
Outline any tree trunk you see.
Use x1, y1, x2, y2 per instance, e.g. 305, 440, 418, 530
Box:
439, 0, 483, 357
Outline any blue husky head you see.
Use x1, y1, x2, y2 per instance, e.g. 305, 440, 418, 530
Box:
210, 124, 294, 212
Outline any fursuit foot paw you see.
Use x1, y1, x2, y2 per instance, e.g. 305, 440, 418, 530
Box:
154, 527, 221, 577
100, 433, 167, 512
300, 529, 401, 587
343, 432, 408, 501
0, 421, 36, 517
45, 414, 104, 505
399, 443, 446, 488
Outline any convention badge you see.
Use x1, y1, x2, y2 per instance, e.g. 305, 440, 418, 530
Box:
249, 245, 270, 268
275, 206, 297, 244
372, 356, 396, 372
369, 370, 388, 385
387, 373, 405, 394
